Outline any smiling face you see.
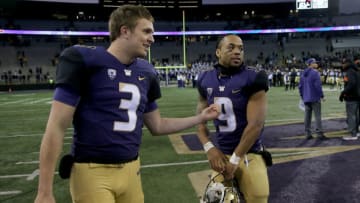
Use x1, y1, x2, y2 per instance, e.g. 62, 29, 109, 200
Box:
127, 18, 154, 58
107, 5, 154, 61
216, 35, 244, 68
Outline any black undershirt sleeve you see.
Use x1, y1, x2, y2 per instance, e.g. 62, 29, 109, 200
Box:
147, 72, 162, 103
244, 70, 269, 96
55, 47, 86, 94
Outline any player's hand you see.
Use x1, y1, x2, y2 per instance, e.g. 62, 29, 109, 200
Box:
223, 162, 238, 180
200, 104, 220, 122
206, 147, 227, 173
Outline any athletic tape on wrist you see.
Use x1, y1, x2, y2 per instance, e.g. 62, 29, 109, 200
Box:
203, 141, 215, 152
229, 152, 241, 165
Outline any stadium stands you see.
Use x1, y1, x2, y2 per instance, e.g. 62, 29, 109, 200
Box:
1, 7, 360, 88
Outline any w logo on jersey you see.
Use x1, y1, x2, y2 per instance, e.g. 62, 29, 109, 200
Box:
107, 69, 117, 80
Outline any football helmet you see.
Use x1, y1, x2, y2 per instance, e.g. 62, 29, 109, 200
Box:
201, 173, 241, 203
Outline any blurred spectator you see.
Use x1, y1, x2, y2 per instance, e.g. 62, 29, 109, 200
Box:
339, 58, 360, 140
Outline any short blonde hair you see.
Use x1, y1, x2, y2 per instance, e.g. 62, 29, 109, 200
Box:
108, 4, 154, 42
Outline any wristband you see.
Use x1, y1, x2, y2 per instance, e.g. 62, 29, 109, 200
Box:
229, 152, 241, 165
203, 141, 215, 152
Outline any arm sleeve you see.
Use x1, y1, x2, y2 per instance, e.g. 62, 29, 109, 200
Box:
196, 72, 207, 99
53, 86, 81, 107
144, 101, 158, 113
55, 47, 86, 94
147, 72, 161, 103
245, 70, 269, 96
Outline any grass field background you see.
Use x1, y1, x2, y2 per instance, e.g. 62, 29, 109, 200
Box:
0, 85, 346, 203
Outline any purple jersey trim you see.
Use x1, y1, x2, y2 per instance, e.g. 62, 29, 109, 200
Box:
53, 86, 80, 107
144, 101, 158, 113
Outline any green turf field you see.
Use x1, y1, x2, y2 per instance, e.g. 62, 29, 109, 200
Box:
0, 85, 345, 203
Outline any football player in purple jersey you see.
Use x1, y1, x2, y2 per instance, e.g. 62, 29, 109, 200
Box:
197, 35, 270, 203
34, 5, 220, 203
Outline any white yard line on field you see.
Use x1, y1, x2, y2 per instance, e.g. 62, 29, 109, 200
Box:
0, 133, 43, 138
266, 118, 302, 122
13, 159, 209, 168
12, 93, 36, 97
0, 109, 47, 114
26, 98, 52, 104
271, 150, 321, 157
16, 161, 39, 165
0, 134, 72, 139
1, 98, 34, 105
0, 149, 322, 181
4, 160, 209, 178
0, 174, 29, 179
141, 160, 208, 168
0, 170, 57, 180
26, 169, 39, 181
0, 190, 22, 195
265, 116, 344, 123
1, 160, 208, 181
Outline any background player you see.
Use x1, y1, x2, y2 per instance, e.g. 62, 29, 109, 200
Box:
196, 34, 270, 203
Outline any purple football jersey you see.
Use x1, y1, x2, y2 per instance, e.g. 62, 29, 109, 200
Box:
56, 45, 161, 162
197, 65, 268, 155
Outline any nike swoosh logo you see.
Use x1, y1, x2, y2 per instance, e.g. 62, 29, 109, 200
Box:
138, 76, 146, 81
232, 89, 241, 94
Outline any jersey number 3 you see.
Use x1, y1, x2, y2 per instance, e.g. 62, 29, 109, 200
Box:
114, 82, 141, 132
